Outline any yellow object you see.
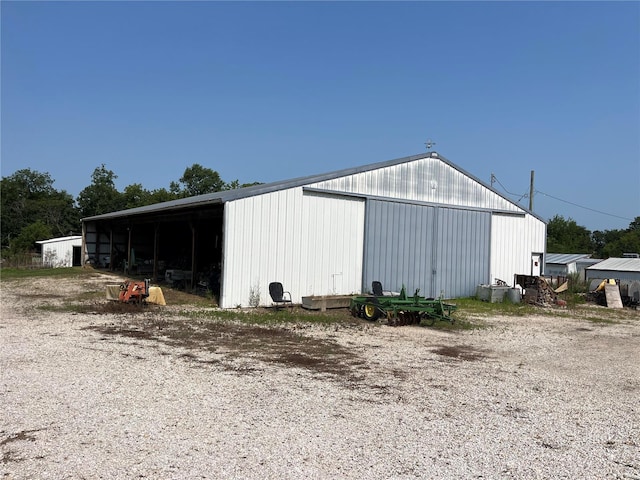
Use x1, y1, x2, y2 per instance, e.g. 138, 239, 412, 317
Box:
555, 281, 569, 293
147, 286, 166, 306
106, 285, 121, 300
595, 279, 616, 292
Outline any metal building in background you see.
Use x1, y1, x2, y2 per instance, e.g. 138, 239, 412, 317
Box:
586, 258, 640, 283
37, 235, 83, 268
81, 152, 547, 308
545, 253, 601, 280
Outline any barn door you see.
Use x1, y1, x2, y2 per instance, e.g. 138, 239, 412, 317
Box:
72, 246, 82, 267
363, 200, 436, 295
363, 201, 490, 298
531, 253, 543, 276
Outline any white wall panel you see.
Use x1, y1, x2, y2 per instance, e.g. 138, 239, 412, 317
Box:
40, 237, 82, 268
221, 188, 364, 308
490, 213, 547, 285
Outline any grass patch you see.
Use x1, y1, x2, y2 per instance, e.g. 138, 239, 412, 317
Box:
160, 288, 218, 307
452, 295, 638, 325
452, 297, 537, 319
0, 266, 94, 281
430, 316, 484, 331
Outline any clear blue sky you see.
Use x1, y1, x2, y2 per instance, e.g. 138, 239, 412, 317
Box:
2, 1, 638, 232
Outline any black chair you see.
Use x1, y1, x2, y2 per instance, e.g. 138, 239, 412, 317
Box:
372, 281, 384, 297
269, 282, 292, 308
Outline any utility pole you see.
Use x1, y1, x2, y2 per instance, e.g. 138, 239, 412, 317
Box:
529, 170, 535, 211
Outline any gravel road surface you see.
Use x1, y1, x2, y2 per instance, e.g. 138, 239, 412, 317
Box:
1, 273, 638, 479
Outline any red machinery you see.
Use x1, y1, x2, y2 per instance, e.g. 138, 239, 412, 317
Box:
118, 279, 150, 304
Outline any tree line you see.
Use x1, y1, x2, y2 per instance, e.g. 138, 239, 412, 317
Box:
1, 164, 259, 256
546, 214, 640, 259
1, 164, 638, 259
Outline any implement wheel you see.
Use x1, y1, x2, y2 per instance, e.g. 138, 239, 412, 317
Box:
362, 299, 381, 321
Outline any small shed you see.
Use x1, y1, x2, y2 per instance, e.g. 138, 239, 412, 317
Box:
545, 253, 601, 280
36, 236, 83, 268
585, 257, 640, 283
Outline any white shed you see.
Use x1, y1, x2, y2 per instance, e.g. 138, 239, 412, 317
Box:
585, 257, 640, 283
545, 253, 601, 280
82, 152, 547, 308
37, 236, 83, 268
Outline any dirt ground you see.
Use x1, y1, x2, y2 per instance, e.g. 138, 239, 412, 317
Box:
1, 272, 639, 479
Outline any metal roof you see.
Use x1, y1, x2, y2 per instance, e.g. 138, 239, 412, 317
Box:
587, 257, 640, 272
546, 253, 592, 265
36, 235, 82, 244
82, 151, 545, 223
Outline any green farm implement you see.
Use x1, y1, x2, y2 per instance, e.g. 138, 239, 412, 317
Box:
350, 284, 457, 326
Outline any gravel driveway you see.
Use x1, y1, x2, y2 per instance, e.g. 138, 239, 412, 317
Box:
1, 273, 639, 479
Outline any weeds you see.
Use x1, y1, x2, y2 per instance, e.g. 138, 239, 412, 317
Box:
453, 297, 536, 319
0, 266, 93, 281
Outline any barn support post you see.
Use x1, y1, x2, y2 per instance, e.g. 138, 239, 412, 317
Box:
81, 221, 87, 267
153, 223, 160, 282
127, 226, 132, 275
109, 228, 114, 272
95, 225, 102, 268
190, 221, 197, 291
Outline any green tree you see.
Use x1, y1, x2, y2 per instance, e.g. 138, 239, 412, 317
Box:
546, 215, 593, 253
10, 220, 52, 254
122, 183, 153, 209
77, 165, 125, 218
175, 164, 225, 197
149, 187, 179, 204
1, 169, 79, 248
40, 191, 80, 237
598, 217, 640, 257
224, 179, 263, 190
592, 229, 621, 258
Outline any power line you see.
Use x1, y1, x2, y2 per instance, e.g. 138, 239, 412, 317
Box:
490, 174, 528, 199
490, 174, 634, 222
534, 190, 634, 221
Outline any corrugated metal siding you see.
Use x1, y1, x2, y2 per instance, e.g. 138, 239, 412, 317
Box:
490, 213, 547, 284
588, 258, 640, 272
363, 201, 436, 296
585, 270, 640, 282
586, 258, 640, 282
433, 208, 491, 298
221, 189, 365, 308
309, 157, 520, 213
363, 201, 489, 299
546, 253, 591, 265
41, 237, 82, 267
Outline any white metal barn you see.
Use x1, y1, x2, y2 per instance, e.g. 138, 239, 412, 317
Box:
82, 152, 547, 308
37, 235, 83, 268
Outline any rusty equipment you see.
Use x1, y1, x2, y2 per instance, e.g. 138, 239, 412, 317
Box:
119, 279, 150, 304
350, 284, 457, 326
